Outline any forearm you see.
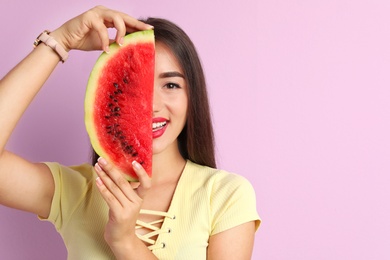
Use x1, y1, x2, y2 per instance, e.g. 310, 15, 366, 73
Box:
0, 38, 63, 151
0, 36, 63, 213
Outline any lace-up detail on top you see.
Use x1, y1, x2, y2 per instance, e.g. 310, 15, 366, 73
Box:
136, 209, 176, 250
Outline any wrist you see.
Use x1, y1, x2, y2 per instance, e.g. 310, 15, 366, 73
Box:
49, 30, 71, 52
33, 30, 69, 63
106, 234, 133, 253
108, 236, 157, 260
109, 239, 134, 260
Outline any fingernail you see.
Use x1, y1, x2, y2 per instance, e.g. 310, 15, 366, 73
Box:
96, 177, 103, 186
94, 163, 102, 172
132, 160, 141, 170
98, 157, 107, 165
118, 37, 124, 46
104, 46, 110, 53
146, 24, 154, 30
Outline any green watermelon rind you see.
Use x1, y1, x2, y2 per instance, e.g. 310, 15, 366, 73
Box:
84, 30, 154, 181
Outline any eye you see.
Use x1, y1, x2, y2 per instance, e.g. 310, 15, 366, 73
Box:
164, 83, 181, 89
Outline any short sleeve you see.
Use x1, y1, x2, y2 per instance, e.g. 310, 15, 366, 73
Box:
39, 162, 95, 231
210, 172, 261, 235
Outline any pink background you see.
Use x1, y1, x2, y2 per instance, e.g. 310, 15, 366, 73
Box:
1, 0, 390, 259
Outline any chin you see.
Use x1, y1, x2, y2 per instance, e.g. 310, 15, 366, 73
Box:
151, 141, 167, 155
152, 138, 179, 156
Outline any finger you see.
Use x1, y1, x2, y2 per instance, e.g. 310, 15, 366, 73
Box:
95, 160, 133, 207
95, 175, 122, 210
97, 158, 142, 204
100, 12, 126, 45
130, 182, 140, 190
122, 15, 154, 33
90, 20, 111, 52
97, 6, 152, 35
110, 15, 126, 45
132, 161, 152, 199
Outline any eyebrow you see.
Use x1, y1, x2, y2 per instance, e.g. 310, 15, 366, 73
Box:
159, 71, 185, 79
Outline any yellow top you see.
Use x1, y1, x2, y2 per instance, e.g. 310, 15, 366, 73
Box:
41, 160, 260, 260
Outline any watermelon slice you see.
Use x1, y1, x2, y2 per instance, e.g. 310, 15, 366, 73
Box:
85, 30, 155, 181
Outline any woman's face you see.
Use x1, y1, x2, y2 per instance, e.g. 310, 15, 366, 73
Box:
152, 42, 188, 155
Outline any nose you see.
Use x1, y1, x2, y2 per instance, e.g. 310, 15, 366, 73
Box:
153, 87, 162, 113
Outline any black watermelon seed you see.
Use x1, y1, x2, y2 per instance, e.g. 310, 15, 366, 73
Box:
114, 107, 120, 112
113, 83, 119, 89
132, 153, 138, 157
123, 78, 128, 84
125, 146, 134, 154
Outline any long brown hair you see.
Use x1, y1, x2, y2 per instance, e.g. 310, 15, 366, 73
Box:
92, 18, 216, 168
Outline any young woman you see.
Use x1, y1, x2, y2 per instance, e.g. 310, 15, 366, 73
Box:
0, 6, 260, 259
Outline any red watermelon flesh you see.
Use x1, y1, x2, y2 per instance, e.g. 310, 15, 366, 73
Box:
85, 30, 155, 181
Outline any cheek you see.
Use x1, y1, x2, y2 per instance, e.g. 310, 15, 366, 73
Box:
179, 96, 189, 121
164, 91, 188, 122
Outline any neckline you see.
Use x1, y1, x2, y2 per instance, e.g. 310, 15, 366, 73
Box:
138, 160, 191, 249
141, 159, 190, 215
162, 159, 190, 212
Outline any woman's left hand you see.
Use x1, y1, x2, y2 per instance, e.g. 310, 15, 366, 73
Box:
94, 157, 151, 250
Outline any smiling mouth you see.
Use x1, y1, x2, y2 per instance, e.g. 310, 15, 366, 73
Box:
152, 121, 167, 132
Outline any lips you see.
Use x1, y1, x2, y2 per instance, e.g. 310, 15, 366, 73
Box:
152, 117, 168, 138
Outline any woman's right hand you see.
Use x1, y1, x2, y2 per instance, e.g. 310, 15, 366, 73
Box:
94, 158, 156, 259
50, 5, 153, 53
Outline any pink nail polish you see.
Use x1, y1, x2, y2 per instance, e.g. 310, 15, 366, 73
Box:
96, 177, 103, 186
95, 163, 102, 172
132, 160, 141, 170
119, 37, 124, 46
98, 157, 107, 165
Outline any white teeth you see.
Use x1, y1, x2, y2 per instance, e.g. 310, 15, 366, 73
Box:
152, 121, 167, 130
